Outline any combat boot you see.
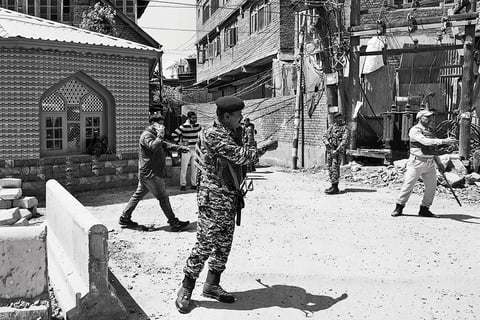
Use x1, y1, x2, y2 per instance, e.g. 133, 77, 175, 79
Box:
202, 270, 235, 303
175, 276, 195, 314
418, 206, 438, 218
324, 183, 339, 195
391, 203, 404, 217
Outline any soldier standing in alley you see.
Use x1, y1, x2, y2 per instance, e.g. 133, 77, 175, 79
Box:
391, 109, 456, 217
322, 113, 350, 195
175, 96, 277, 314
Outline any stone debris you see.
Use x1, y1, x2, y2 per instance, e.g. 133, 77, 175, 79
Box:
0, 207, 21, 225
339, 157, 480, 204
0, 178, 38, 227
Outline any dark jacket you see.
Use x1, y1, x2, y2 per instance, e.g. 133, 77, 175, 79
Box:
138, 125, 184, 179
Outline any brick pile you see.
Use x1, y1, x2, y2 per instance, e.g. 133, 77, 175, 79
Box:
0, 178, 38, 227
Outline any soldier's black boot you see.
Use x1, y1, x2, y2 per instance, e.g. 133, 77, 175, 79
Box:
175, 276, 196, 314
418, 206, 438, 218
391, 203, 404, 217
325, 183, 339, 195
202, 270, 235, 303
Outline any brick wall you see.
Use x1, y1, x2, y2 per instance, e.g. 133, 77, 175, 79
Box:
183, 95, 328, 167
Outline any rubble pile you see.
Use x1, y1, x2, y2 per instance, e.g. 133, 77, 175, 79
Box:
0, 178, 39, 227
341, 156, 480, 204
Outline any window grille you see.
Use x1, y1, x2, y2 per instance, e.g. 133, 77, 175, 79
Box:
42, 93, 65, 112
82, 93, 104, 112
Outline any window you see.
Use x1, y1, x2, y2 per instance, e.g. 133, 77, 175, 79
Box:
198, 45, 206, 64
211, 0, 218, 14
250, 0, 271, 33
40, 79, 105, 156
202, 0, 210, 24
224, 20, 238, 48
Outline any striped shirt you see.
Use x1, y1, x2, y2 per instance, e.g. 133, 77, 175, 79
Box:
171, 120, 201, 146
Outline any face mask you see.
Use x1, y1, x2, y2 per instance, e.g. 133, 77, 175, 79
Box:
153, 123, 165, 137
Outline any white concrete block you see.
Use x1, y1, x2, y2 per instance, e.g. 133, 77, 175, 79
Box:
13, 196, 38, 209
13, 217, 30, 226
0, 188, 22, 200
0, 199, 12, 209
0, 224, 47, 300
19, 209, 33, 220
0, 306, 49, 320
0, 178, 22, 188
0, 207, 21, 225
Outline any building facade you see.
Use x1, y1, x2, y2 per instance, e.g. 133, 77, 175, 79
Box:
0, 8, 162, 197
195, 0, 296, 100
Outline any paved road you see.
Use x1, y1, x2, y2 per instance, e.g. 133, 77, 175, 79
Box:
77, 166, 480, 320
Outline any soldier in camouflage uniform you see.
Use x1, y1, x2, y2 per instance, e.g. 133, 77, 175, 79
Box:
322, 113, 350, 195
175, 96, 277, 314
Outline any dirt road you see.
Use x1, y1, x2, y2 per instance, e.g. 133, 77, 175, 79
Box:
75, 166, 480, 320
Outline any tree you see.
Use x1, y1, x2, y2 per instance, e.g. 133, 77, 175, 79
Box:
80, 2, 117, 36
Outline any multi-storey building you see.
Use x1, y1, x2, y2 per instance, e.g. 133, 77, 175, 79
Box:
195, 0, 296, 100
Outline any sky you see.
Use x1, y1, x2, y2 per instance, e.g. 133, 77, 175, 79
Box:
137, 0, 197, 77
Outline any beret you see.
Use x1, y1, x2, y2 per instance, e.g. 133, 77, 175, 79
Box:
149, 112, 164, 123
416, 109, 434, 120
333, 112, 345, 119
215, 96, 245, 112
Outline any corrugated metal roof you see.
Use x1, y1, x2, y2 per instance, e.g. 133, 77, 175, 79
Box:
0, 8, 161, 53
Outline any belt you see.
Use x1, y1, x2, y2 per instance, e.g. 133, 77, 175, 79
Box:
410, 154, 434, 162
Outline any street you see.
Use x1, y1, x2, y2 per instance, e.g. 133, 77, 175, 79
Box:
76, 165, 480, 320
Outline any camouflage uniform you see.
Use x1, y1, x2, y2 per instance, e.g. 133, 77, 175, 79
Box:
323, 123, 350, 184
183, 120, 259, 279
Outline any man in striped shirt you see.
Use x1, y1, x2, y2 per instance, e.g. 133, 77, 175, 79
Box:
172, 111, 202, 191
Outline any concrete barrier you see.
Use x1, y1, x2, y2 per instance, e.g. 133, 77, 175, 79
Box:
0, 225, 49, 320
46, 179, 126, 320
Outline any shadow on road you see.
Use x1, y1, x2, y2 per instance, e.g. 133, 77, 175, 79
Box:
108, 269, 150, 320
437, 214, 480, 224
117, 221, 198, 233
342, 188, 377, 193
195, 279, 348, 317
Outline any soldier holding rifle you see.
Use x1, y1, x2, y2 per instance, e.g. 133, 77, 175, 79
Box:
391, 109, 457, 218
175, 96, 277, 314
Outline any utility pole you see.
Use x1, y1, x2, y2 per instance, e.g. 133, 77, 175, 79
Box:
346, 0, 360, 151
459, 22, 474, 161
292, 14, 306, 169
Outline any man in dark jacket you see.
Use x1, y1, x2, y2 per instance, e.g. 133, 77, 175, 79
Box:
119, 112, 191, 232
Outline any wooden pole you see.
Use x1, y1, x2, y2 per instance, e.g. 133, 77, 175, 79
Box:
347, 0, 360, 151
459, 24, 474, 160
292, 15, 305, 169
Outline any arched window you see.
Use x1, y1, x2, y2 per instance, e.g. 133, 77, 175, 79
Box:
40, 78, 107, 156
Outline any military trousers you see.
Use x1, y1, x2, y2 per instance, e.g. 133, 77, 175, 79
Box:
396, 155, 437, 207
183, 205, 236, 279
326, 151, 341, 184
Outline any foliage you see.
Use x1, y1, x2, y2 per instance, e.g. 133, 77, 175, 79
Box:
80, 2, 117, 36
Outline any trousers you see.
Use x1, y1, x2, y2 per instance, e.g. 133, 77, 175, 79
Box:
397, 156, 437, 207
326, 151, 341, 184
180, 146, 197, 187
183, 205, 236, 279
123, 175, 176, 223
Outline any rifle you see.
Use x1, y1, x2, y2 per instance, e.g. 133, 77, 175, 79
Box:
235, 177, 254, 226
434, 157, 462, 207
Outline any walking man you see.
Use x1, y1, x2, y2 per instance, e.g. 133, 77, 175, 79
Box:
243, 118, 257, 172
172, 111, 202, 191
391, 109, 456, 217
119, 112, 191, 232
323, 113, 350, 194
175, 96, 277, 314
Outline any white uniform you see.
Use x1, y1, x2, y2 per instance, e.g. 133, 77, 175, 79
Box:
396, 123, 445, 207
